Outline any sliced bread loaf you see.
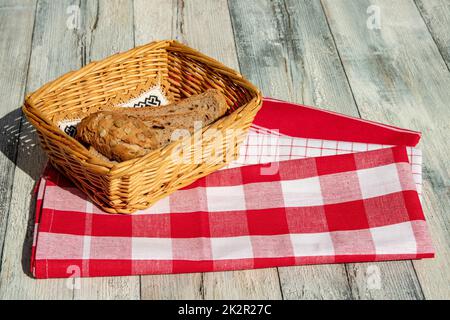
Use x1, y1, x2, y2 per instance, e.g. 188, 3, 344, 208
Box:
76, 89, 229, 161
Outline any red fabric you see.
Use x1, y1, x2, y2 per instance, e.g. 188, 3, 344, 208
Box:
30, 98, 433, 279
256, 98, 421, 146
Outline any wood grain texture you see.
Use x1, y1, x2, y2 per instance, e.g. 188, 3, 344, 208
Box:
230, 0, 431, 300
203, 269, 282, 300
229, 0, 357, 113
140, 274, 204, 300
322, 0, 450, 299
279, 265, 352, 300
0, 0, 79, 299
133, 0, 173, 45
0, 0, 36, 273
134, 0, 204, 300
0, 0, 448, 300
180, 0, 239, 69
347, 261, 424, 300
135, 0, 283, 300
415, 0, 450, 70
183, 0, 282, 300
72, 0, 139, 300
228, 0, 356, 300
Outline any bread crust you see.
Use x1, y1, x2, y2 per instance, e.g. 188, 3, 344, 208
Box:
76, 112, 158, 161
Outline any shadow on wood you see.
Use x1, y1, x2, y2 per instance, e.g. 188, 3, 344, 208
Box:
0, 107, 46, 179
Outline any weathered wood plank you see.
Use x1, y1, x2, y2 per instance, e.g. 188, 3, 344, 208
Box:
202, 270, 282, 300
322, 0, 450, 299
0, 0, 80, 299
229, 0, 358, 113
183, 0, 282, 300
135, 0, 283, 300
274, 1, 362, 299
180, 0, 239, 69
133, 0, 173, 45
84, 0, 135, 62
230, 0, 429, 300
140, 273, 203, 300
135, 0, 280, 300
0, 0, 36, 273
279, 265, 351, 300
1, 0, 445, 300
72, 0, 139, 300
415, 0, 450, 70
134, 0, 205, 300
347, 261, 423, 300
228, 0, 357, 300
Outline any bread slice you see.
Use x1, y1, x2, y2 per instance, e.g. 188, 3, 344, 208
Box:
139, 89, 229, 148
119, 89, 229, 119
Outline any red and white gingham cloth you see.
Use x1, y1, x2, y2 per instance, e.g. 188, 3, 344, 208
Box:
31, 98, 434, 279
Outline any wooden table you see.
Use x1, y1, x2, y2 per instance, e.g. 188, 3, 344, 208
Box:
0, 0, 449, 300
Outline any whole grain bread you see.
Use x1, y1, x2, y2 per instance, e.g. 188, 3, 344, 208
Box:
118, 89, 228, 119
77, 112, 159, 161
76, 89, 229, 162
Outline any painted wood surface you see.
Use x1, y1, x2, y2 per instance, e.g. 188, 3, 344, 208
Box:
72, 0, 140, 300
133, 0, 205, 300
0, 0, 448, 299
228, 0, 353, 300
415, 0, 450, 69
228, 0, 429, 300
135, 0, 283, 300
321, 0, 450, 299
0, 0, 79, 299
0, 0, 36, 277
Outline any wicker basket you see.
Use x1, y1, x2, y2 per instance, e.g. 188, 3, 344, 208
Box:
23, 40, 262, 213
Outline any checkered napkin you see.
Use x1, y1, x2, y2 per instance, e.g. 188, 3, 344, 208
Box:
31, 99, 434, 279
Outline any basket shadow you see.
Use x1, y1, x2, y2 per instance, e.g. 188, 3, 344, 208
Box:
0, 107, 47, 179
